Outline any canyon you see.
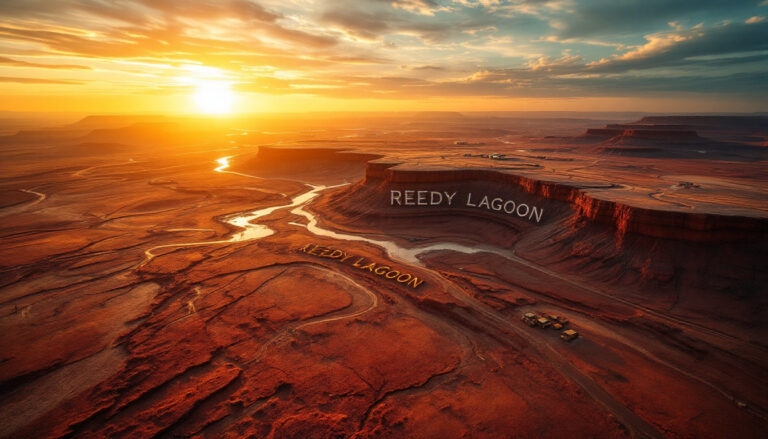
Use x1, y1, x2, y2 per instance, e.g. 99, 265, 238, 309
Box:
0, 113, 766, 438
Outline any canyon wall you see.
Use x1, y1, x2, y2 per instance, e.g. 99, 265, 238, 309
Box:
362, 162, 767, 242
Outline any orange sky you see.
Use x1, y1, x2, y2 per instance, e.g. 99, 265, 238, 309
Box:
0, 0, 766, 115
2, 92, 761, 115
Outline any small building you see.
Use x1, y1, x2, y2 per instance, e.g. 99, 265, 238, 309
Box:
560, 329, 579, 342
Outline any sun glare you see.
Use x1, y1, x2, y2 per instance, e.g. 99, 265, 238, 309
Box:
193, 81, 235, 115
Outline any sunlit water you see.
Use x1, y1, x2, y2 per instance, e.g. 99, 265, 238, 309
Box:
290, 202, 502, 266
217, 155, 511, 265
144, 157, 323, 259
147, 155, 508, 265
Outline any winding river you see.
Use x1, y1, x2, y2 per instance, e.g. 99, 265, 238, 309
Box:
140, 155, 762, 434
144, 156, 326, 260
146, 155, 492, 266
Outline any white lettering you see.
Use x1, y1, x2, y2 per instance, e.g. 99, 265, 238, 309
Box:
530, 205, 544, 223
430, 191, 443, 205
391, 188, 544, 224
404, 190, 415, 205
390, 190, 402, 205
466, 192, 476, 207
417, 190, 428, 206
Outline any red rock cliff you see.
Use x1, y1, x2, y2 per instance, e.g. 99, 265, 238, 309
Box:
362, 165, 767, 242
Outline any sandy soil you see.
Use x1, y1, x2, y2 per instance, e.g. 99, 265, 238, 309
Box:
0, 114, 766, 438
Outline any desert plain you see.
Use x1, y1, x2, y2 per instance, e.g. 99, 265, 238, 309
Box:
0, 112, 766, 438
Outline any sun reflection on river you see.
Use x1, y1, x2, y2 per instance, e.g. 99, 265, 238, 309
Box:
214, 156, 231, 172
144, 155, 508, 268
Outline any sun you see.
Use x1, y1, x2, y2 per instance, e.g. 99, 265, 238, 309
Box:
193, 81, 235, 115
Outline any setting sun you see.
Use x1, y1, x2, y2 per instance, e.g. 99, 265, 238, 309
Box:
193, 81, 235, 115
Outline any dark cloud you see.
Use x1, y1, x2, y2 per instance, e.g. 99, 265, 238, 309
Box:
259, 21, 768, 100
319, 0, 509, 42
553, 0, 760, 39
320, 6, 393, 40
587, 21, 768, 73
467, 21, 768, 81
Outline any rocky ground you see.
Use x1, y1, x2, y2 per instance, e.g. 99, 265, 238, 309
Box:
1, 114, 766, 438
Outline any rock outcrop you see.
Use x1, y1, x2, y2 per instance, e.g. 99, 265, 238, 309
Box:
353, 163, 768, 242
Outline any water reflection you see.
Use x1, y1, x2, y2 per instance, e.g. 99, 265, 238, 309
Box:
147, 155, 507, 265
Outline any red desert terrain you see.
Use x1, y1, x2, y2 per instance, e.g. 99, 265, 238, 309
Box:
0, 113, 766, 438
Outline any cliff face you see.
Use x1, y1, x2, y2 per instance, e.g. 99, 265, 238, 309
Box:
637, 115, 768, 131
582, 128, 703, 149
250, 146, 766, 244
315, 156, 767, 328
612, 129, 701, 141
584, 128, 624, 137
606, 124, 691, 131
585, 116, 768, 149
315, 156, 767, 330
360, 165, 767, 242
243, 146, 767, 310
237, 146, 384, 185
514, 213, 768, 327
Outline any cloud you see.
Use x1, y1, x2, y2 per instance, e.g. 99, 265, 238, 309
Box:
0, 0, 337, 57
0, 0, 765, 106
327, 55, 391, 64
551, 0, 759, 39
137, 0, 281, 23
401, 64, 446, 70
0, 0, 281, 25
319, 0, 516, 43
292, 21, 768, 99
587, 21, 768, 73
0, 56, 91, 69
389, 0, 452, 16
297, 69, 768, 100
0, 76, 81, 84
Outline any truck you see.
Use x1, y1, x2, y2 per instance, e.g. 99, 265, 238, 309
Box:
521, 312, 538, 327
546, 314, 569, 326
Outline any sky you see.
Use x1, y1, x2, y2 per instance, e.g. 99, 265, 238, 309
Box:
0, 0, 767, 114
